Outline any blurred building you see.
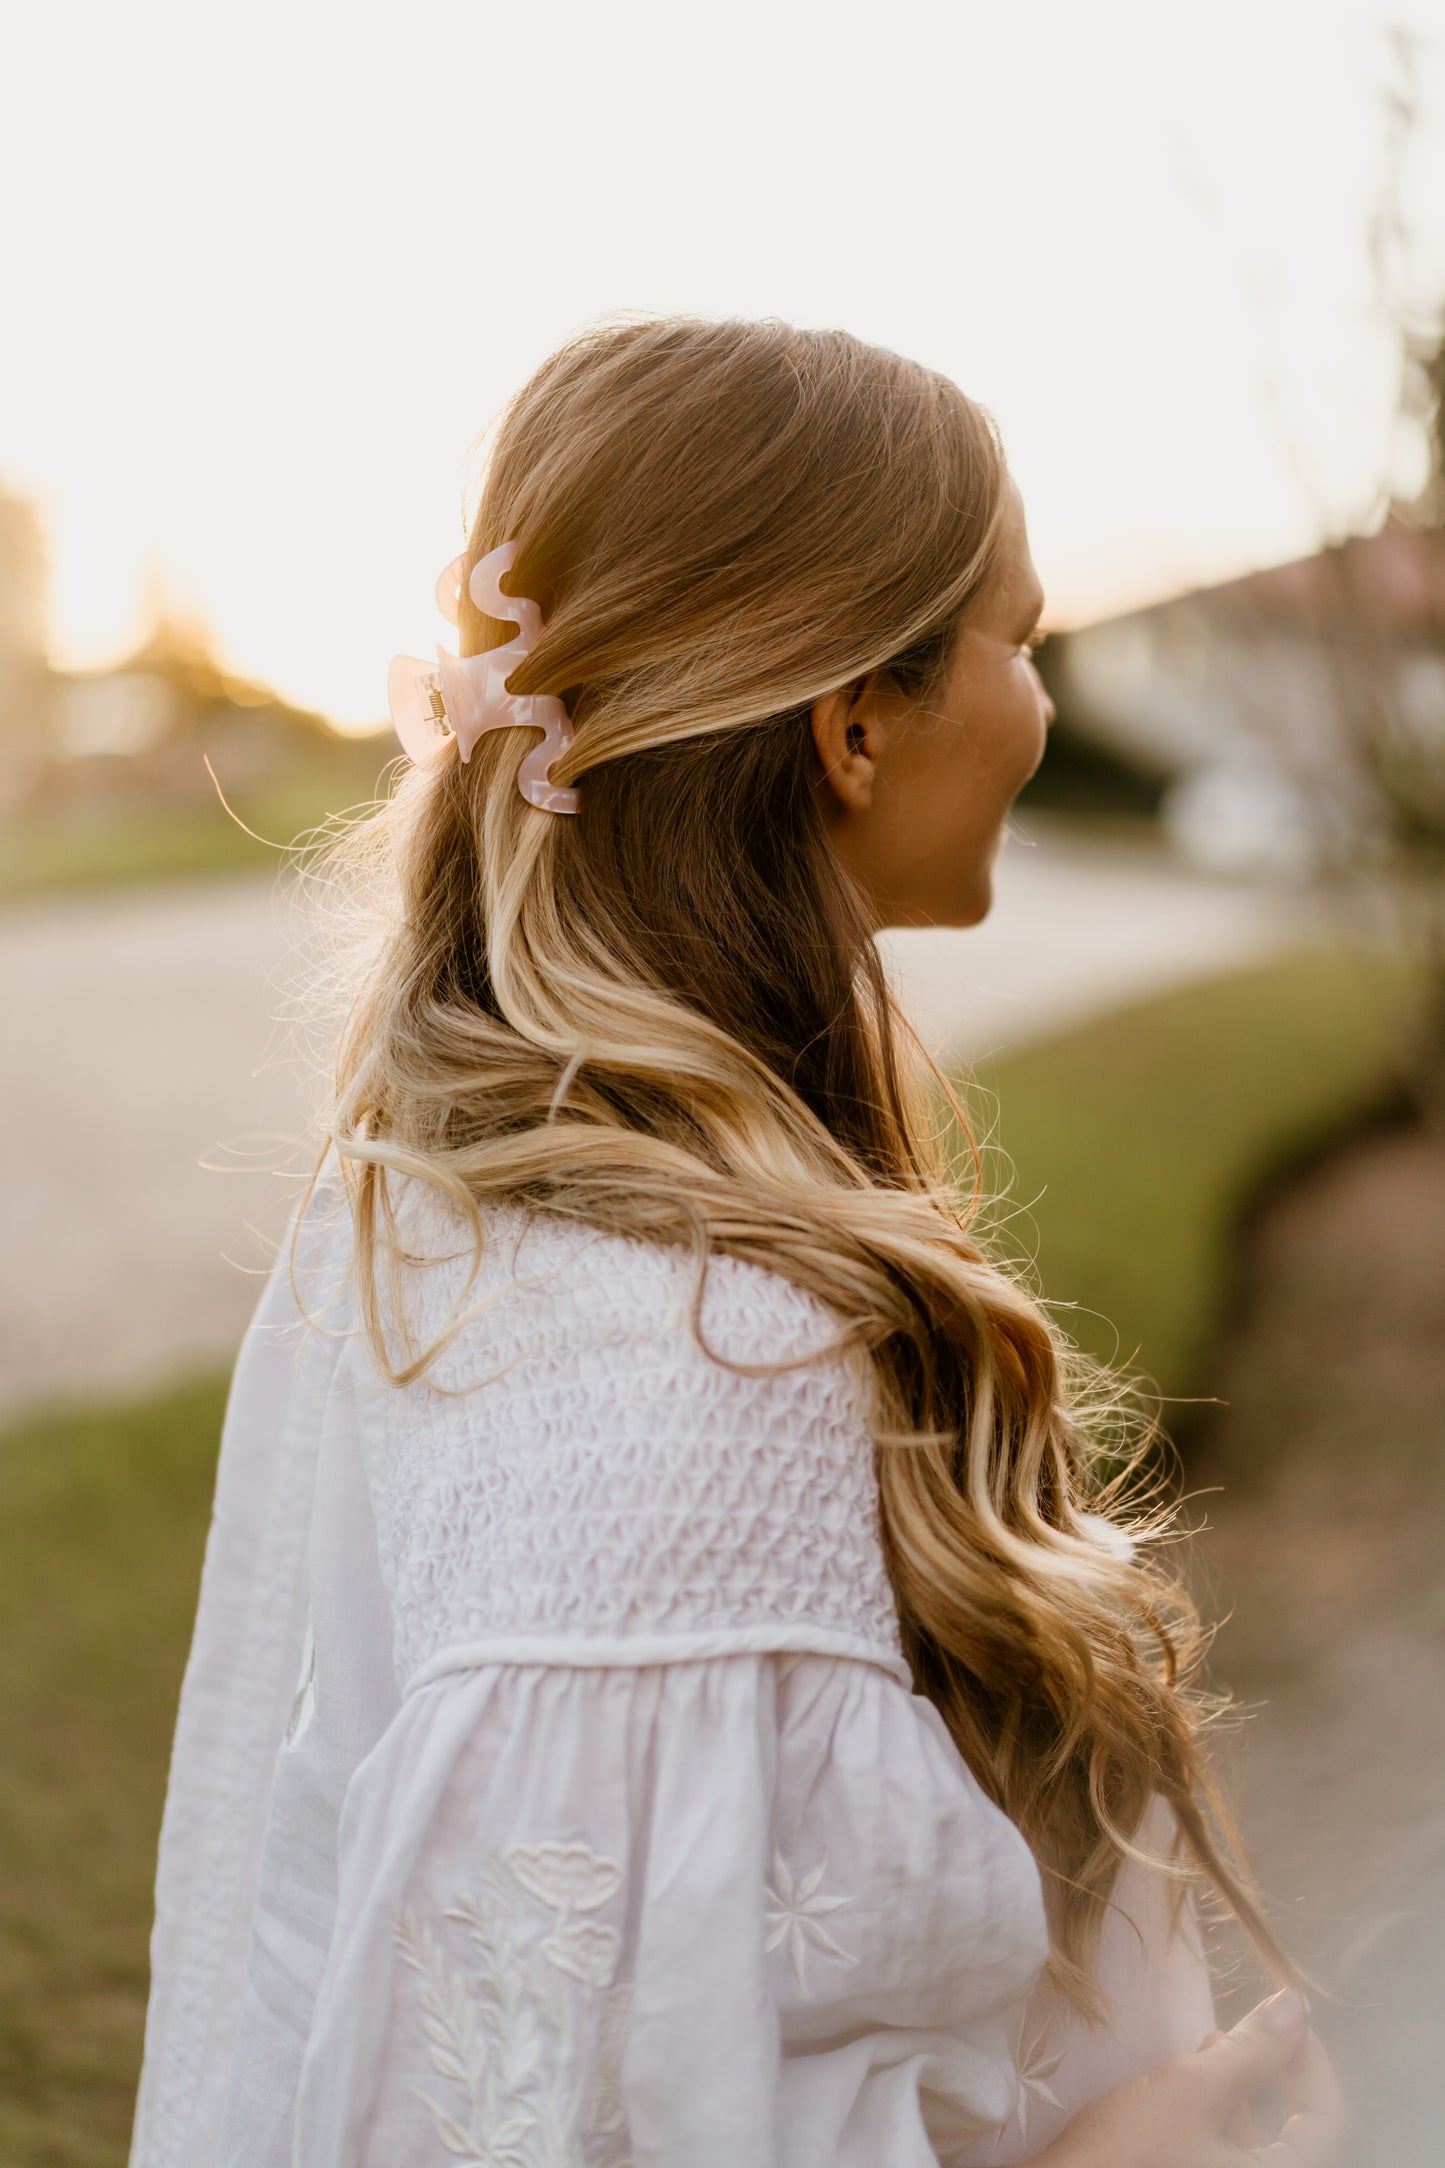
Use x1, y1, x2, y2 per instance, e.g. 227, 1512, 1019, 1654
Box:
1048, 518, 1445, 875
58, 670, 183, 762
37, 580, 358, 813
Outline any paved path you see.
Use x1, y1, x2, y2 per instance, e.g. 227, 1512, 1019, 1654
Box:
1187, 1123, 1445, 2165
1, 822, 1310, 1422
880, 821, 1311, 1062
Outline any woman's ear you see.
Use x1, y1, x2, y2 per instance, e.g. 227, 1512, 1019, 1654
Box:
810, 673, 886, 816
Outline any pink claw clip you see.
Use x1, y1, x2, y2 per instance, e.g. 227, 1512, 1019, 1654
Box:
387, 540, 579, 815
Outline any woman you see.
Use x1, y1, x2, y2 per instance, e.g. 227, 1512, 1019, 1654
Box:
129, 315, 1341, 2166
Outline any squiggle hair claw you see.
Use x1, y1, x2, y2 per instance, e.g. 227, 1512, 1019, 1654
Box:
387, 540, 580, 814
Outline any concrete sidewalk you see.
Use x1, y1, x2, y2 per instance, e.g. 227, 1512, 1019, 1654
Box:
1, 820, 1309, 1422
881, 818, 1310, 1062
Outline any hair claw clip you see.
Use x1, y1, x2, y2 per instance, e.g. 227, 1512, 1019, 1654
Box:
387, 540, 579, 815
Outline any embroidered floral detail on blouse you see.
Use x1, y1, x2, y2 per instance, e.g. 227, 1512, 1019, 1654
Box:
1007, 2014, 1065, 2144
764, 1849, 856, 1990
392, 1840, 632, 2167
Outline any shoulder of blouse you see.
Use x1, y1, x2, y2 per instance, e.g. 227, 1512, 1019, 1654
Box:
346, 1189, 913, 1694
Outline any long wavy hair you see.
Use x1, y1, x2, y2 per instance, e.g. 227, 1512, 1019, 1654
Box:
296, 313, 1287, 2009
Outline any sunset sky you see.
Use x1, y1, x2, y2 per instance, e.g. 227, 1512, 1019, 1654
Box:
3, 0, 1443, 728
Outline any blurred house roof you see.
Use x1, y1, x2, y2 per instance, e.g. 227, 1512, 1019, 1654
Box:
1163, 513, 1445, 642
1053, 510, 1445, 781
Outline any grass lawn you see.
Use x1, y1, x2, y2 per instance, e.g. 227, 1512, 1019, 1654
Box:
0, 943, 1425, 2163
962, 944, 1423, 1420
0, 1374, 228, 2167
0, 737, 395, 907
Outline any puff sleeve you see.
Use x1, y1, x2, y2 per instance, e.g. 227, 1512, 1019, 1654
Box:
280, 1651, 1049, 2168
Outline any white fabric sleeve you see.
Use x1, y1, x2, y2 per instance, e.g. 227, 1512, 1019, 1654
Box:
130, 1168, 354, 2167
288, 1653, 1048, 2168
944, 1797, 1217, 2167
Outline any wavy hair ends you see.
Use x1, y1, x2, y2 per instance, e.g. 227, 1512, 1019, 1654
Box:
298, 312, 1289, 2008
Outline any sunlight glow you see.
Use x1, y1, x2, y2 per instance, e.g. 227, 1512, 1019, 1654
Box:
2, 0, 1443, 726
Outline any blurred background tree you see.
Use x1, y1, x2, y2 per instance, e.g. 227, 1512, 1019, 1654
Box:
0, 516, 391, 900
1012, 28, 1445, 1121
1233, 23, 1445, 1106
0, 488, 52, 810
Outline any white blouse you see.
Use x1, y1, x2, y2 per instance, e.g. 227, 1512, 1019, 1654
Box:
129, 1165, 1214, 2168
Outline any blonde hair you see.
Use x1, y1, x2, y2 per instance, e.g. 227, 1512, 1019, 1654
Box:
301, 313, 1286, 2008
